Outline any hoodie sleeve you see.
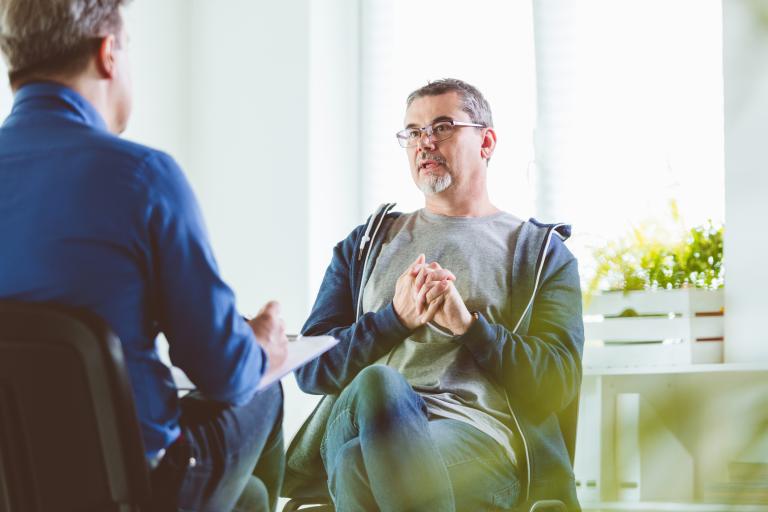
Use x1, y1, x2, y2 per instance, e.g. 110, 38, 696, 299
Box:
294, 224, 412, 395
460, 237, 584, 415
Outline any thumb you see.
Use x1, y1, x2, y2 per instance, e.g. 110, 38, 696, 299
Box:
261, 300, 281, 317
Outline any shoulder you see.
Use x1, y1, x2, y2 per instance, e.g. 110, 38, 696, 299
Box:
81, 131, 183, 182
95, 138, 193, 216
525, 218, 572, 240
62, 130, 188, 207
112, 142, 187, 200
519, 218, 578, 269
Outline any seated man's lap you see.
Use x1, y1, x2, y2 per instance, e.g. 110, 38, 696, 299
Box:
430, 419, 519, 511
151, 383, 284, 511
323, 366, 519, 511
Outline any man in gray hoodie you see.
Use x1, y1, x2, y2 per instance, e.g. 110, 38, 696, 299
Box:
287, 79, 584, 512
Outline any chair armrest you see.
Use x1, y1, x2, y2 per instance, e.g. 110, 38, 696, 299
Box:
528, 499, 568, 512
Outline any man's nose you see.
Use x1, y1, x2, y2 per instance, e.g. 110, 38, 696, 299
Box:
417, 131, 436, 150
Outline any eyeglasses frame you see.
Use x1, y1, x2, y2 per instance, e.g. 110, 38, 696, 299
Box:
395, 120, 486, 148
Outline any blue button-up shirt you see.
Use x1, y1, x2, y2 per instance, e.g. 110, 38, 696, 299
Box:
0, 82, 266, 456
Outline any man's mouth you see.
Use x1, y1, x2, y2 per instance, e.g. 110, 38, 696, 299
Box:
418, 155, 446, 172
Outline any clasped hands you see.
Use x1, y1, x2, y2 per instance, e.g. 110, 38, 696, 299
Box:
393, 254, 475, 336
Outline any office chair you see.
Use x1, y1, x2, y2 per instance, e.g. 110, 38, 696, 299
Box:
0, 301, 151, 512
282, 396, 579, 512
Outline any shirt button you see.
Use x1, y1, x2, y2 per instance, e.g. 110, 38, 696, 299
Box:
188, 457, 197, 468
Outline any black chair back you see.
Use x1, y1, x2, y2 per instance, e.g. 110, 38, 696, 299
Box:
0, 301, 151, 512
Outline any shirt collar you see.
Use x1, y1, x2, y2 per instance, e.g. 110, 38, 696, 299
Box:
11, 81, 109, 132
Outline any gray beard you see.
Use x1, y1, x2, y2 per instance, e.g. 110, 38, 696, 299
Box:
418, 172, 453, 195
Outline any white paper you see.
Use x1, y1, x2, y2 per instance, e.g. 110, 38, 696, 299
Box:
170, 335, 338, 393
256, 335, 338, 390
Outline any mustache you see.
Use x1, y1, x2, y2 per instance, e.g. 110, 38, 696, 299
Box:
417, 152, 446, 165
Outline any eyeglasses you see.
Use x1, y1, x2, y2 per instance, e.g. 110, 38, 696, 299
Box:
395, 120, 486, 148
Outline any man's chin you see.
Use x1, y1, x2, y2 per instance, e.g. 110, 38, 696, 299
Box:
418, 174, 453, 196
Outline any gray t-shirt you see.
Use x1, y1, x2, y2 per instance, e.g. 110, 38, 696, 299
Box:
363, 208, 524, 466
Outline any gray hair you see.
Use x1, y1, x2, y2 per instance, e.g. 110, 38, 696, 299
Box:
406, 78, 494, 128
0, 0, 129, 84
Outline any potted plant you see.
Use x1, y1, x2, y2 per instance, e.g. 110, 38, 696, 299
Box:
582, 218, 724, 367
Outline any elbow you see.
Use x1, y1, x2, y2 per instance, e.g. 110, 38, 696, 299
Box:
294, 364, 340, 396
553, 349, 582, 411
293, 365, 316, 394
521, 347, 582, 414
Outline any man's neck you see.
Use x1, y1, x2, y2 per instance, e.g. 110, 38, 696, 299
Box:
16, 72, 117, 134
63, 77, 116, 132
424, 188, 500, 217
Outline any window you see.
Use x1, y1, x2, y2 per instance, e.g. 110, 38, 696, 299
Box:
532, 0, 725, 282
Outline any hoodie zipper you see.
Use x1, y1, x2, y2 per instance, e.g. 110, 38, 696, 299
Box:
505, 223, 564, 504
356, 203, 396, 320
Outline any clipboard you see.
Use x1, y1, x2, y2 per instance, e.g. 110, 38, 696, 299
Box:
170, 334, 338, 393
255, 334, 338, 390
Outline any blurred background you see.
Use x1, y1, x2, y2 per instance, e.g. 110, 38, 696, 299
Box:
2, 1, 766, 509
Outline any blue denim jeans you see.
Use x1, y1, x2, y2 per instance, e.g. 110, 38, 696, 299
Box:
150, 383, 285, 512
321, 365, 519, 512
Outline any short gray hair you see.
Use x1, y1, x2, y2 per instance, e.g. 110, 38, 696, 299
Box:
0, 0, 129, 84
406, 78, 494, 128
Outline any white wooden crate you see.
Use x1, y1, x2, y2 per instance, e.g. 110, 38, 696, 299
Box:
583, 289, 724, 367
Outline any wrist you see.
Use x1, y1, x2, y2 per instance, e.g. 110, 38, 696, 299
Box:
453, 310, 478, 336
392, 301, 417, 331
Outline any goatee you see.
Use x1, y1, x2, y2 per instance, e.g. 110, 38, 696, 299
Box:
418, 172, 452, 195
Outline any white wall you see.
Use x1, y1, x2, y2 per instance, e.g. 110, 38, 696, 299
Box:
122, 1, 191, 170
723, 0, 768, 362
125, 1, 314, 344
0, 60, 10, 118
183, 0, 311, 333
181, 1, 315, 440
308, 0, 363, 302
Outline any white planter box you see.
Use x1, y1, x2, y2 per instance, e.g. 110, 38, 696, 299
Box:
583, 289, 724, 368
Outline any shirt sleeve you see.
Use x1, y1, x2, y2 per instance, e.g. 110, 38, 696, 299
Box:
141, 151, 266, 405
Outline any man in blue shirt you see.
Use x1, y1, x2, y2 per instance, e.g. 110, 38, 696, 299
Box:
0, 1, 287, 510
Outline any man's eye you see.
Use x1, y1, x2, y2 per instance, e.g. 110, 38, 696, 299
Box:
433, 123, 451, 134
406, 130, 421, 139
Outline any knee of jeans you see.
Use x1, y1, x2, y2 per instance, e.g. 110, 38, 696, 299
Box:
354, 365, 410, 399
353, 366, 419, 421
234, 476, 270, 512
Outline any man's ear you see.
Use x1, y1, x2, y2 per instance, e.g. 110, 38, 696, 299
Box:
480, 127, 497, 160
96, 35, 117, 79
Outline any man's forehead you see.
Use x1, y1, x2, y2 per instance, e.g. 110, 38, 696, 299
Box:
404, 92, 466, 126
